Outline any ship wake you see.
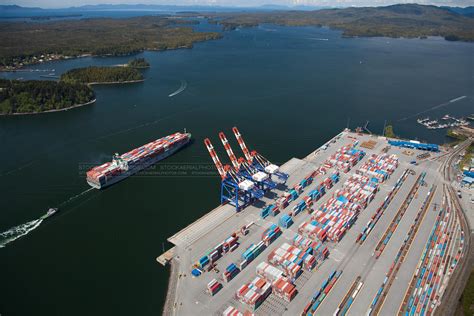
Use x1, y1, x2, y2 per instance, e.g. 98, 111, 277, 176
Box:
0, 187, 94, 249
168, 80, 187, 97
397, 95, 468, 122
0, 218, 43, 248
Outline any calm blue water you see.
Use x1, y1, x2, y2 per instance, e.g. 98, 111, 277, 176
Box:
0, 20, 473, 315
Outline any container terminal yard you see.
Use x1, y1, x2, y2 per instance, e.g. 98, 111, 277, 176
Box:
158, 128, 472, 316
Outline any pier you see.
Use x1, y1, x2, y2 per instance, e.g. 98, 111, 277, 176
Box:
158, 130, 468, 316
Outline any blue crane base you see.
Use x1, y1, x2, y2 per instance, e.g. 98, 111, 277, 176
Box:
220, 179, 253, 211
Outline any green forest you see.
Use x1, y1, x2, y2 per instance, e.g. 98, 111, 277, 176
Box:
0, 16, 221, 69
0, 79, 95, 114
209, 4, 474, 42
128, 58, 150, 68
61, 66, 144, 84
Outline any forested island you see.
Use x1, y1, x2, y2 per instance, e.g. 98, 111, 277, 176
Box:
0, 79, 95, 115
61, 66, 144, 84
127, 58, 150, 69
0, 16, 221, 70
208, 4, 474, 42
1, 4, 471, 70
0, 59, 147, 114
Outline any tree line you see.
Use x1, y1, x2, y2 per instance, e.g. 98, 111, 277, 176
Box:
0, 79, 95, 114
61, 66, 143, 84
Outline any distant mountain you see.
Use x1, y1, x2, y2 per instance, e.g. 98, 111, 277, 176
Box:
0, 3, 327, 16
67, 3, 325, 12
0, 4, 43, 12
68, 4, 225, 11
443, 6, 474, 17
259, 4, 329, 11
213, 3, 474, 42
0, 4, 250, 18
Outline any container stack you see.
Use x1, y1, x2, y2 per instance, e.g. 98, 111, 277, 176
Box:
242, 241, 266, 264
262, 224, 282, 246
222, 306, 243, 316
256, 261, 284, 282
207, 279, 223, 296
302, 196, 313, 208
335, 174, 379, 209
267, 243, 308, 279
275, 195, 290, 209
272, 276, 297, 302
260, 206, 270, 219
292, 233, 329, 261
302, 270, 342, 315
292, 200, 307, 216
222, 306, 254, 316
303, 253, 317, 271
198, 255, 210, 269
197, 233, 240, 269
279, 214, 294, 228
298, 171, 340, 215
325, 145, 365, 173
357, 169, 410, 243
236, 276, 272, 311
311, 197, 362, 242
307, 189, 321, 203
260, 204, 280, 219
300, 169, 318, 189
223, 235, 239, 253
402, 206, 463, 315
306, 155, 392, 242
356, 153, 398, 183
223, 263, 241, 283
298, 221, 328, 242
323, 177, 334, 190
209, 249, 221, 263
287, 189, 299, 202
239, 259, 248, 271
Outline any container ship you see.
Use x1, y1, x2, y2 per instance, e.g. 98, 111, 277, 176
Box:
86, 131, 191, 189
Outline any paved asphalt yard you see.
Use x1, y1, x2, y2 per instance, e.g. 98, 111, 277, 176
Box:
160, 130, 467, 316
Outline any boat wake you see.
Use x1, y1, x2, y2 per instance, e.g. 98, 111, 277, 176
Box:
0, 161, 36, 177
259, 27, 277, 32
0, 187, 94, 249
449, 95, 466, 103
168, 80, 187, 97
0, 218, 43, 248
309, 38, 329, 41
93, 105, 203, 142
397, 95, 468, 122
58, 187, 94, 207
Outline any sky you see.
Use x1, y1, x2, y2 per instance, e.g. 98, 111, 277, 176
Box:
3, 0, 473, 8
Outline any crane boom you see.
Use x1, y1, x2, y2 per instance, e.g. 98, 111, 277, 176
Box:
204, 138, 227, 179
219, 132, 240, 170
232, 127, 253, 163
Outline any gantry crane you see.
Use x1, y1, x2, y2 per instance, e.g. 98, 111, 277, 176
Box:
219, 132, 276, 191
204, 138, 263, 210
232, 127, 289, 181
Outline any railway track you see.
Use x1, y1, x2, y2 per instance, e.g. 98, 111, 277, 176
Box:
434, 139, 473, 316
373, 172, 425, 258
370, 184, 437, 316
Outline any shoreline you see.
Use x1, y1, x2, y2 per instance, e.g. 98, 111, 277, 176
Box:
0, 33, 222, 72
163, 260, 178, 316
0, 98, 97, 116
0, 44, 199, 73
88, 79, 145, 85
